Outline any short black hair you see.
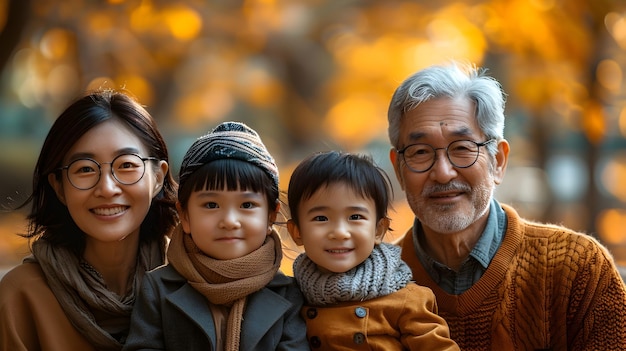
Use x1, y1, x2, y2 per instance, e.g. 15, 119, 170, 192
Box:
287, 151, 392, 227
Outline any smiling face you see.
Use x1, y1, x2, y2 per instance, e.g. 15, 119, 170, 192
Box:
49, 119, 166, 247
390, 96, 508, 235
288, 182, 387, 273
179, 186, 275, 260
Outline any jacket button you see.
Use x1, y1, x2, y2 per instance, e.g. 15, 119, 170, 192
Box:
306, 307, 318, 319
355, 306, 367, 318
353, 332, 366, 344
309, 336, 321, 348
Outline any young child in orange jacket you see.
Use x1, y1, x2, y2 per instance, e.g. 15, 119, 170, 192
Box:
287, 150, 459, 350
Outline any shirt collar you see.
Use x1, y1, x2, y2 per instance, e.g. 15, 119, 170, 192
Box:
468, 199, 505, 268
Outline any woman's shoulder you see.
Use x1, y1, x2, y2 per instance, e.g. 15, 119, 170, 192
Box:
0, 262, 47, 290
0, 262, 55, 310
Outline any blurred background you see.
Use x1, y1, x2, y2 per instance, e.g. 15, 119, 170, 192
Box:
1, 0, 626, 276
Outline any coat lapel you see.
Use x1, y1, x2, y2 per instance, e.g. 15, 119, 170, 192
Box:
239, 287, 292, 350
166, 283, 217, 343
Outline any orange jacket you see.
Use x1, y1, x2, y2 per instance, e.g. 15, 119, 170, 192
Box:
301, 283, 460, 350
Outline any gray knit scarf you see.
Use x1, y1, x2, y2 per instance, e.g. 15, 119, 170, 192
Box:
24, 237, 165, 351
293, 242, 413, 306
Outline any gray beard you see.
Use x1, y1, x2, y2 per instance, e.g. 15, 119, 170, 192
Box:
407, 183, 493, 234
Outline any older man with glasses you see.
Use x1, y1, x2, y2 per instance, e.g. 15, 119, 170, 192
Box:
387, 61, 626, 350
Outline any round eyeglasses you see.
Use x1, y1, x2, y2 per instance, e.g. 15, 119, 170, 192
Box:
397, 139, 495, 173
57, 154, 158, 190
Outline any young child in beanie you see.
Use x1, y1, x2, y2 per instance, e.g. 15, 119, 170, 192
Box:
124, 122, 308, 351
287, 151, 459, 350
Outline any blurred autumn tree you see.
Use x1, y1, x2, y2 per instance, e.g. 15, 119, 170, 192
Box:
1, 0, 626, 270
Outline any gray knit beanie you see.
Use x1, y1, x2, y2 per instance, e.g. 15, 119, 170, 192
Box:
178, 121, 279, 190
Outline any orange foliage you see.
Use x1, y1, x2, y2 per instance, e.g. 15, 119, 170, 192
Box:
0, 214, 29, 268
582, 101, 607, 144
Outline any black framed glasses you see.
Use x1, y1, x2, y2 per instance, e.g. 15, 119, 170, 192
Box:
397, 139, 495, 173
57, 154, 158, 190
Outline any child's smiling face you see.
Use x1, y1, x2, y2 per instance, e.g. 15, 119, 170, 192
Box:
180, 186, 274, 260
289, 182, 387, 273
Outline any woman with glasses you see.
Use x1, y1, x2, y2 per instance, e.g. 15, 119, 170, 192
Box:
0, 89, 178, 351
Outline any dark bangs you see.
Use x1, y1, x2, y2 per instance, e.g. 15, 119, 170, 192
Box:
178, 159, 278, 211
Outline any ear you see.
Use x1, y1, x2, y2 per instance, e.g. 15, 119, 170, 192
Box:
267, 201, 280, 235
286, 219, 303, 246
375, 217, 390, 244
153, 160, 168, 195
176, 201, 191, 234
48, 172, 66, 205
492, 139, 510, 185
389, 148, 405, 191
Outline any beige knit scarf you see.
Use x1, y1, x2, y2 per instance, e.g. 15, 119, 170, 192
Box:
25, 237, 165, 351
167, 225, 282, 351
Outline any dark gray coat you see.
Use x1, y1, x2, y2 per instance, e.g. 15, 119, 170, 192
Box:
123, 265, 309, 350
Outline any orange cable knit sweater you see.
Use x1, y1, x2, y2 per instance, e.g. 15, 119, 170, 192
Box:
399, 204, 626, 350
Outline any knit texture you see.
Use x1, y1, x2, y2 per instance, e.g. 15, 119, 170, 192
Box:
178, 121, 278, 190
166, 225, 282, 351
293, 242, 413, 305
400, 203, 626, 350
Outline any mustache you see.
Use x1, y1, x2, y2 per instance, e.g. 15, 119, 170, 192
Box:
423, 181, 471, 196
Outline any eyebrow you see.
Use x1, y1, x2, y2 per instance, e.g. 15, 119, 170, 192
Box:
306, 205, 371, 215
407, 126, 474, 143
66, 147, 143, 161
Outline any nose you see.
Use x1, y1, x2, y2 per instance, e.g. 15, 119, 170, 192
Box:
429, 149, 458, 183
93, 165, 122, 197
328, 221, 350, 240
219, 208, 242, 230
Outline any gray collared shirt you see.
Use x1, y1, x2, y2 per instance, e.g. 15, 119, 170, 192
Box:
413, 199, 507, 294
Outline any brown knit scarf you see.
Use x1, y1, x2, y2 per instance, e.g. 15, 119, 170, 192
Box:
167, 225, 282, 351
